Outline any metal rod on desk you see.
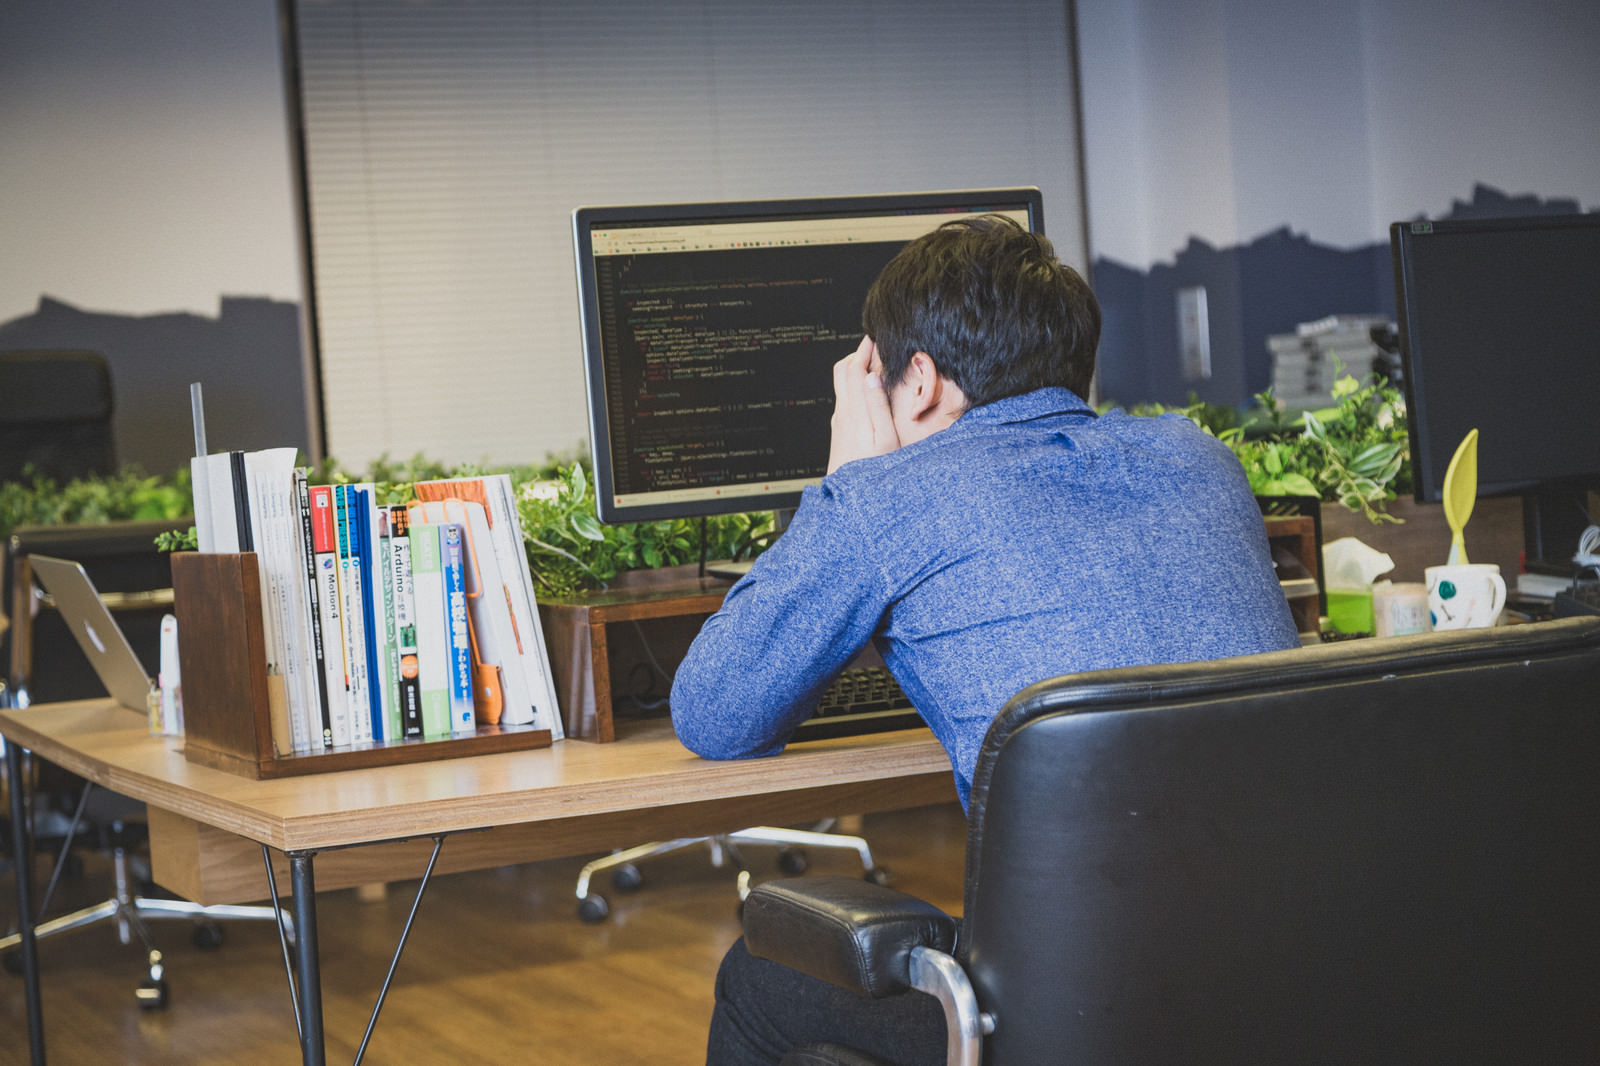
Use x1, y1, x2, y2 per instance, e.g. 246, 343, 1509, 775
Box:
290, 852, 325, 1066
190, 381, 207, 457
7, 740, 46, 1065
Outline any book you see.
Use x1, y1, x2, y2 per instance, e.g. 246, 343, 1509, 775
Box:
353, 487, 391, 742
308, 485, 350, 747
408, 522, 453, 739
189, 454, 215, 553
237, 451, 285, 754
295, 470, 335, 749
482, 473, 564, 739
241, 448, 304, 754
276, 466, 319, 753
413, 476, 564, 738
1296, 313, 1387, 338
335, 484, 373, 744
374, 505, 403, 743
388, 506, 424, 739
439, 522, 477, 734
190, 451, 251, 554
230, 451, 255, 553
409, 498, 514, 726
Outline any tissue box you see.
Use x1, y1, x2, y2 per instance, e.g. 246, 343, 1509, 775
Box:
1326, 586, 1375, 634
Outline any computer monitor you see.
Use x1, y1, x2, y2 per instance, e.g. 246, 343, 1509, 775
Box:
573, 188, 1045, 524
1390, 213, 1600, 566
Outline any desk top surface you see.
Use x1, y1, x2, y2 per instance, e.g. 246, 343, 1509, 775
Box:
0, 701, 951, 853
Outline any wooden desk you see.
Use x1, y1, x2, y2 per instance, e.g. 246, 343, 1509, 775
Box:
1, 700, 953, 1065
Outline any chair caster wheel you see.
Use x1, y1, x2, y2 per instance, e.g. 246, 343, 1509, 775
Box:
138, 952, 169, 1012
136, 977, 169, 1010
777, 848, 809, 875
578, 893, 610, 923
192, 920, 225, 949
611, 863, 644, 893
864, 866, 892, 887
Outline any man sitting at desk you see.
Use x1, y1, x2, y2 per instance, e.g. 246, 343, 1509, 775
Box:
671, 214, 1300, 1065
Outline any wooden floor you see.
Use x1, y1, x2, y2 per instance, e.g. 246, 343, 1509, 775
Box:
2, 803, 967, 1065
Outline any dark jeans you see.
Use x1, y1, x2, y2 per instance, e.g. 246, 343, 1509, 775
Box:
704, 936, 948, 1066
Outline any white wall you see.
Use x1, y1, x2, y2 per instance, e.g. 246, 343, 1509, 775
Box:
1078, 0, 1600, 271
1358, 0, 1600, 234
0, 0, 300, 323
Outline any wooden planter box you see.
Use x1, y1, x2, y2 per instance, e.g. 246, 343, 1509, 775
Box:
1263, 513, 1321, 637
1320, 495, 1525, 584
537, 565, 734, 742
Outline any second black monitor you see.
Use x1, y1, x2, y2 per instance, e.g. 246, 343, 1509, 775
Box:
573, 188, 1045, 524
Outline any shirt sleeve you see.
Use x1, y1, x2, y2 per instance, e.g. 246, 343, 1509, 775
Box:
669, 480, 888, 760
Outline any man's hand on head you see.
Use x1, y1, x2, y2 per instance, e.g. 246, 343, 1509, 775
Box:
826, 336, 901, 474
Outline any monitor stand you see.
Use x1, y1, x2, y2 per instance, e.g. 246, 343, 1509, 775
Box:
699, 507, 796, 581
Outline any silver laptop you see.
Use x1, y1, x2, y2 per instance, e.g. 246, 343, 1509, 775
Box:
28, 554, 156, 712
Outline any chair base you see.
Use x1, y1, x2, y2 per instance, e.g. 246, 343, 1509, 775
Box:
574, 822, 887, 923
0, 844, 291, 1007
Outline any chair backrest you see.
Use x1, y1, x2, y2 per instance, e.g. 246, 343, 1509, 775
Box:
0, 349, 116, 483
961, 618, 1600, 1065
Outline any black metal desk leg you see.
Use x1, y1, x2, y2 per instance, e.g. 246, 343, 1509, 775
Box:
290, 851, 324, 1066
7, 741, 46, 1065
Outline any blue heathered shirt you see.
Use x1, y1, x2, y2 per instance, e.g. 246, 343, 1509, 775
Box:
670, 387, 1300, 809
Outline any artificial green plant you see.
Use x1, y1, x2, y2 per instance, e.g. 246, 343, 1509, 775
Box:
516, 463, 774, 598
1120, 370, 1411, 523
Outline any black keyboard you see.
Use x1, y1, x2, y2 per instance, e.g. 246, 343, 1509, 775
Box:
791, 666, 926, 741
1554, 583, 1600, 618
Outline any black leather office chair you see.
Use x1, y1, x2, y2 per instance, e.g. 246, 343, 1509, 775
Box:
742, 618, 1600, 1065
0, 350, 117, 483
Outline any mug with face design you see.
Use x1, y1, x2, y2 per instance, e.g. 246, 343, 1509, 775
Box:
1425, 563, 1506, 630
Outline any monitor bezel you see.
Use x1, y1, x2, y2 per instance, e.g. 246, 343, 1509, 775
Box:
572, 187, 1046, 524
1390, 211, 1600, 505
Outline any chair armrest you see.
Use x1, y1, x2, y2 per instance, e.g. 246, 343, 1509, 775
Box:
742, 875, 958, 999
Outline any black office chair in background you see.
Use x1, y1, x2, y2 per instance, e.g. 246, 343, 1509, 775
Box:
1, 347, 291, 1005
2, 526, 295, 1007
0, 349, 117, 484
741, 618, 1600, 1065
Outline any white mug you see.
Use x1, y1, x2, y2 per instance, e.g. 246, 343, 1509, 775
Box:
1425, 563, 1506, 630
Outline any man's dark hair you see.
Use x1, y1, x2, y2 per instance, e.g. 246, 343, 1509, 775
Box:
862, 214, 1100, 406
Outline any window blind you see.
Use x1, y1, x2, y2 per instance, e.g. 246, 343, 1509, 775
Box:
291, 0, 1085, 468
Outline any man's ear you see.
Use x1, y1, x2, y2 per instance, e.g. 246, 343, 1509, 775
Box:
903, 351, 958, 422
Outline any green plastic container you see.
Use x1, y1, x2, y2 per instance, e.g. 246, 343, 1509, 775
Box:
1325, 586, 1375, 635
